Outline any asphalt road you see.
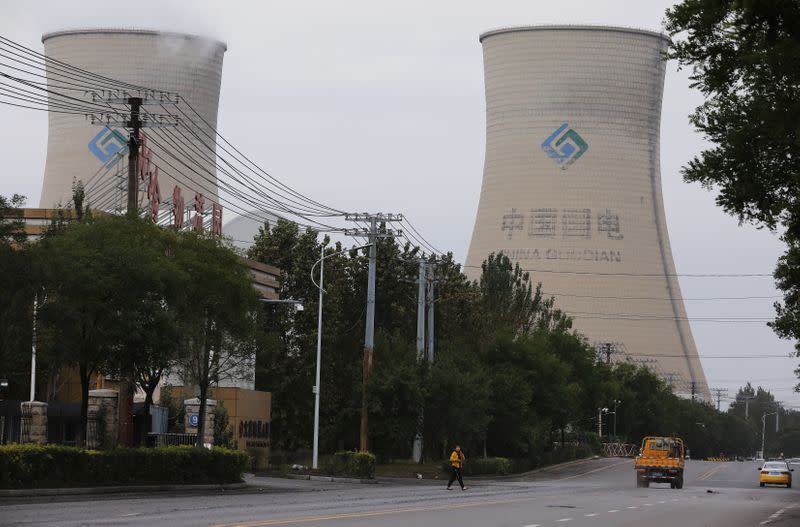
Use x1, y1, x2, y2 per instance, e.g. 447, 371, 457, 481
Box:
2, 457, 799, 527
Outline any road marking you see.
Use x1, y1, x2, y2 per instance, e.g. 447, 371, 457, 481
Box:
627, 506, 638, 509
522, 524, 540, 527
698, 463, 727, 481
608, 510, 619, 513
556, 518, 572, 522
119, 513, 141, 517
643, 503, 653, 506
210, 495, 560, 527
558, 459, 630, 480
658, 501, 666, 504
584, 513, 597, 517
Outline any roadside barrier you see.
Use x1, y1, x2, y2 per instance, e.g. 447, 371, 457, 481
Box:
602, 443, 638, 457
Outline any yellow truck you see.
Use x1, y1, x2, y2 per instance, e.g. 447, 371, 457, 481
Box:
634, 436, 685, 489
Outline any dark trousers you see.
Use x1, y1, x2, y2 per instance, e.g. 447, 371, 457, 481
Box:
447, 467, 464, 488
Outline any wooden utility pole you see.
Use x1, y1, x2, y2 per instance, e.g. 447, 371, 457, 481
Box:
126, 97, 143, 217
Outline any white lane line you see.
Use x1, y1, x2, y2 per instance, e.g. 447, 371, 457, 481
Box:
119, 513, 141, 518
658, 501, 666, 504
608, 509, 619, 513
556, 518, 572, 522
644, 503, 653, 506
522, 524, 540, 527
585, 513, 598, 517
627, 506, 638, 509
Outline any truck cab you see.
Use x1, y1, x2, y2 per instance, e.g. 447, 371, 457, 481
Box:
634, 436, 685, 489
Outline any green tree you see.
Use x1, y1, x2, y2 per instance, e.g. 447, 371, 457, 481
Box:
665, 1, 800, 382
0, 194, 33, 400
35, 215, 180, 445
170, 230, 259, 447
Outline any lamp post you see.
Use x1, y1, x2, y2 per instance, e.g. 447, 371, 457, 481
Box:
612, 400, 620, 441
761, 412, 777, 460
309, 242, 372, 469
598, 407, 608, 438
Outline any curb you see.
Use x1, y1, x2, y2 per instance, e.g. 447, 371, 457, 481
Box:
283, 474, 377, 484
0, 482, 248, 498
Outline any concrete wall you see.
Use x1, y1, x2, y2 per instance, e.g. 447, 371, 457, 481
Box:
465, 26, 710, 401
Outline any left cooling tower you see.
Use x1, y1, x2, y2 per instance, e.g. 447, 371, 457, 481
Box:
39, 29, 226, 208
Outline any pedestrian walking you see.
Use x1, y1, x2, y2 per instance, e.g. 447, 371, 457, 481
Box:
446, 445, 467, 490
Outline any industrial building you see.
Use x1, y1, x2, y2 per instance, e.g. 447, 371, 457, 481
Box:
39, 29, 226, 210
465, 25, 711, 401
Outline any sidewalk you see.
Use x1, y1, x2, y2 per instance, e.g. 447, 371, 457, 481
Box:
0, 482, 248, 498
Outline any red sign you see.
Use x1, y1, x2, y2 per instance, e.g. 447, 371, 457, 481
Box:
147, 166, 161, 222
193, 193, 205, 232
212, 203, 223, 237
172, 186, 185, 229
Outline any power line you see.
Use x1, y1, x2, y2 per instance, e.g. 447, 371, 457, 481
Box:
461, 264, 772, 278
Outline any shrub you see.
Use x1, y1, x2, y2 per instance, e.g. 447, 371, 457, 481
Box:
213, 402, 235, 449
441, 456, 511, 476
332, 451, 376, 479
0, 444, 251, 489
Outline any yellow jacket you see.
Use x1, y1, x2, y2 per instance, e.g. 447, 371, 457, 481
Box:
450, 450, 465, 469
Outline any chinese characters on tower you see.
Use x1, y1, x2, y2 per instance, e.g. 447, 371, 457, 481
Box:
500, 207, 624, 240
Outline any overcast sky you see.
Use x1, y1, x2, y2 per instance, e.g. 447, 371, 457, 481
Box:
2, 0, 798, 408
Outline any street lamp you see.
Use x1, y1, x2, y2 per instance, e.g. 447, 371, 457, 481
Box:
309, 242, 372, 470
761, 412, 778, 460
598, 407, 609, 438
612, 400, 620, 441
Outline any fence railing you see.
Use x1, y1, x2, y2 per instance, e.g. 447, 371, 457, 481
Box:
147, 432, 198, 448
602, 442, 638, 457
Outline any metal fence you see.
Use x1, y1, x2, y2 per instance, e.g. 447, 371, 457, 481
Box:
47, 401, 81, 446
602, 442, 638, 457
147, 432, 198, 447
0, 401, 22, 444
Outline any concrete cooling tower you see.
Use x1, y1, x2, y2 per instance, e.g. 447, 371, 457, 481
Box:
39, 29, 226, 209
465, 25, 710, 402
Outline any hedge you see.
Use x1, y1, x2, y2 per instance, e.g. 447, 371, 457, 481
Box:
441, 457, 512, 476
441, 445, 596, 477
0, 444, 251, 489
333, 451, 375, 479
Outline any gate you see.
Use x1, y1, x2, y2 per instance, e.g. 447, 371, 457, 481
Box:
0, 401, 22, 444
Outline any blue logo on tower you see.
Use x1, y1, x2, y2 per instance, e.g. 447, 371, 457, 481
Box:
541, 122, 588, 168
88, 127, 129, 166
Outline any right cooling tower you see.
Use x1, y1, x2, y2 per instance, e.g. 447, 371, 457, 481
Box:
465, 25, 710, 401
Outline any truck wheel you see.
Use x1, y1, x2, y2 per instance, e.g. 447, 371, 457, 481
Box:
675, 477, 683, 489
636, 476, 644, 488
787, 482, 791, 489
760, 482, 765, 487
670, 481, 675, 489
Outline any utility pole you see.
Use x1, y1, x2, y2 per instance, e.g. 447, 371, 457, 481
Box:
761, 412, 777, 459
312, 245, 324, 470
89, 91, 178, 216
412, 259, 426, 462
426, 262, 435, 363
345, 213, 403, 452
711, 388, 728, 411
691, 382, 697, 402
29, 293, 38, 402
604, 342, 614, 365
739, 394, 756, 420
126, 97, 143, 216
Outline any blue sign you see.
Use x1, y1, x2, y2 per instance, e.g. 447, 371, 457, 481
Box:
189, 414, 199, 427
541, 122, 588, 168
88, 127, 128, 166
